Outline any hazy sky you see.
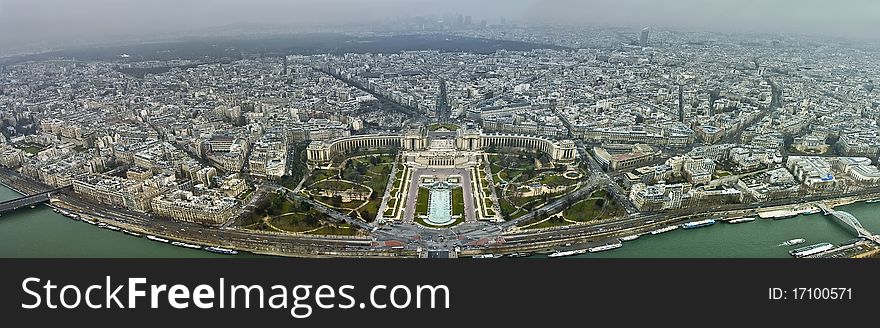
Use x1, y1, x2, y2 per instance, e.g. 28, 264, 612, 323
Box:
1, 0, 878, 51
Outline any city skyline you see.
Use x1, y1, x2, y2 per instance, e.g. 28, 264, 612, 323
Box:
3, 0, 880, 54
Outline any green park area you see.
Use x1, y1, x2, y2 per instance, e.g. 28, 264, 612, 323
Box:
19, 143, 45, 155
301, 153, 396, 223
451, 187, 464, 216
241, 192, 363, 236
415, 187, 429, 216
515, 189, 622, 230
484, 149, 583, 221
340, 154, 395, 222
562, 190, 622, 222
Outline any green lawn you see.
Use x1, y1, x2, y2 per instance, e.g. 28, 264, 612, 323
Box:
489, 163, 503, 174
270, 213, 323, 232
484, 197, 494, 209
499, 199, 517, 220
22, 145, 42, 155
359, 198, 381, 223
306, 224, 362, 236
562, 190, 621, 222
307, 169, 338, 185
238, 188, 254, 200
563, 199, 604, 222
311, 180, 366, 192
452, 187, 464, 215
415, 187, 429, 215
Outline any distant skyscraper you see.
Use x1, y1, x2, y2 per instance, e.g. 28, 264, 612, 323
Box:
464, 15, 472, 26
640, 28, 649, 47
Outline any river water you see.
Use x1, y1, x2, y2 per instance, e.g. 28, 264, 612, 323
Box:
1, 184, 877, 258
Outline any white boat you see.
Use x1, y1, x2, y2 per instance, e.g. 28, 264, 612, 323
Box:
548, 249, 587, 258
205, 246, 238, 255
146, 235, 170, 243
779, 238, 806, 247
649, 226, 678, 235
727, 217, 755, 224
122, 230, 143, 237
472, 254, 501, 258
789, 242, 834, 257
619, 234, 640, 242
102, 225, 121, 231
588, 242, 622, 253
804, 208, 821, 215
171, 241, 202, 249
681, 219, 716, 229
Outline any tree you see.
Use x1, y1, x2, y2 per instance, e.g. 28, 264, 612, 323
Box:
595, 198, 605, 208
361, 210, 375, 223
303, 214, 319, 226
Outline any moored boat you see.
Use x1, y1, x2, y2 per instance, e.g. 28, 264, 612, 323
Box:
146, 235, 170, 243
727, 217, 755, 224
681, 219, 716, 229
204, 246, 238, 255
619, 234, 640, 242
171, 241, 202, 249
588, 242, 622, 253
122, 230, 143, 237
548, 249, 587, 258
779, 238, 806, 247
789, 242, 834, 257
649, 226, 678, 235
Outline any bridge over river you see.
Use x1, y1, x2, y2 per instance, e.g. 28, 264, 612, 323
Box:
0, 186, 71, 215
816, 203, 880, 245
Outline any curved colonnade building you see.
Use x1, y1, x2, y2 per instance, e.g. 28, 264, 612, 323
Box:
306, 127, 577, 166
